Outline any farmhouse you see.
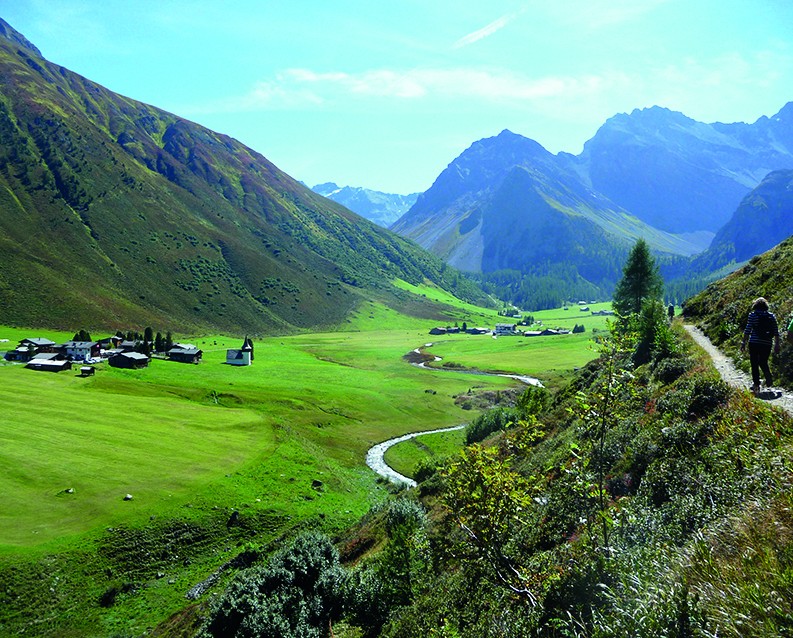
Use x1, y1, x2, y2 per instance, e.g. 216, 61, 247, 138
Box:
60, 341, 100, 361
168, 346, 203, 364
494, 323, 518, 336
109, 352, 150, 369
226, 336, 254, 366
6, 337, 57, 361
26, 358, 72, 372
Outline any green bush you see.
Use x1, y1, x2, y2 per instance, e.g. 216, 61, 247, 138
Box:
465, 407, 518, 444
202, 531, 346, 638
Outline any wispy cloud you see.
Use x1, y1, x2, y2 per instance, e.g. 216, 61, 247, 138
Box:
452, 7, 528, 49
185, 67, 615, 114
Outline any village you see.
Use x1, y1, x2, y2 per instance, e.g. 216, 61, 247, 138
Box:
2, 334, 255, 373
429, 301, 612, 337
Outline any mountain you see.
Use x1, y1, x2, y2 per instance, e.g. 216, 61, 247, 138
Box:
393, 106, 793, 303
0, 19, 485, 333
312, 182, 418, 228
392, 130, 704, 290
576, 105, 793, 234
697, 169, 793, 268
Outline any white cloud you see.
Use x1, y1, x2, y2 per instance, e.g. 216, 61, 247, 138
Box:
193, 66, 620, 113
452, 7, 527, 49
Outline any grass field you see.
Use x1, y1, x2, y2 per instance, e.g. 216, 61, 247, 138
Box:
0, 292, 605, 635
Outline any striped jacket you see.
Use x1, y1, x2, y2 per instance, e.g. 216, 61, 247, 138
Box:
743, 310, 779, 346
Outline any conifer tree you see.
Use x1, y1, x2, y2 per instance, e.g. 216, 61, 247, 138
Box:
612, 239, 663, 317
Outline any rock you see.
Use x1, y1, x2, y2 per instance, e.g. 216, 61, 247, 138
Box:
65, 487, 75, 494
123, 494, 133, 501
227, 510, 240, 527
311, 479, 324, 489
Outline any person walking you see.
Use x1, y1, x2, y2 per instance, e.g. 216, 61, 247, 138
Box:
740, 297, 781, 394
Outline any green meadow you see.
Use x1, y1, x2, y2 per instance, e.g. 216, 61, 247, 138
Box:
421, 302, 613, 377
0, 291, 605, 635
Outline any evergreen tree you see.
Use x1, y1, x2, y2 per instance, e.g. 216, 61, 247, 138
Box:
612, 239, 663, 317
165, 331, 173, 351
155, 332, 164, 353
144, 326, 153, 344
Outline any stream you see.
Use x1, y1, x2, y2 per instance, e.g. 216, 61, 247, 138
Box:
365, 342, 542, 486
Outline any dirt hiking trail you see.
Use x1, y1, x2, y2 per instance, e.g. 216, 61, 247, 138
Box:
684, 324, 793, 417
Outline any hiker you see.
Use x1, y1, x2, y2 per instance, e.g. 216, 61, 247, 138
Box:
740, 297, 781, 394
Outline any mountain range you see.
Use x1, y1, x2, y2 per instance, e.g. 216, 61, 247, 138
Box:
393, 104, 793, 300
311, 182, 418, 228
0, 19, 484, 333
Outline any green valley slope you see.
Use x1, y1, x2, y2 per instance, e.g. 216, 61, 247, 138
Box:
0, 19, 485, 333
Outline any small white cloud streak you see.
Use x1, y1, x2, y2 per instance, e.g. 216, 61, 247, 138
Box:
452, 7, 526, 49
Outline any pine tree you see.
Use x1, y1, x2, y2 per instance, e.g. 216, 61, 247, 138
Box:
612, 239, 663, 317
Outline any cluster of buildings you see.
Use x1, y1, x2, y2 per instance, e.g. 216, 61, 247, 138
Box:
429, 323, 571, 337
3, 335, 255, 373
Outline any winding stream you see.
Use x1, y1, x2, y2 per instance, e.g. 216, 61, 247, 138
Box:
365, 343, 542, 485
365, 424, 466, 487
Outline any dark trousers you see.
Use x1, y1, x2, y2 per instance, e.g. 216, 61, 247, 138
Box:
748, 342, 773, 386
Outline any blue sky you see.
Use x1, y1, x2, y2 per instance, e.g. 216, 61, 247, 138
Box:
2, 1, 792, 193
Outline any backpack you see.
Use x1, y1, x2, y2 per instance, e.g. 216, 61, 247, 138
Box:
755, 312, 776, 340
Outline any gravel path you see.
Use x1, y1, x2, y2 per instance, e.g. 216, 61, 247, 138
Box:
684, 324, 793, 416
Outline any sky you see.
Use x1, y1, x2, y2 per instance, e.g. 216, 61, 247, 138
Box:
1, 1, 792, 193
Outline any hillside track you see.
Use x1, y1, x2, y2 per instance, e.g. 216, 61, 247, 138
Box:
684, 324, 793, 416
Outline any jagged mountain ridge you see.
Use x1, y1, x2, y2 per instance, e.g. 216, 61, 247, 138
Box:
393, 129, 704, 282
576, 104, 793, 233
393, 105, 793, 293
0, 18, 485, 332
311, 182, 418, 228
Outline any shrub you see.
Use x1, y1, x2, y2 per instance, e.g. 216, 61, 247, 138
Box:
652, 355, 692, 384
465, 407, 518, 444
202, 531, 346, 638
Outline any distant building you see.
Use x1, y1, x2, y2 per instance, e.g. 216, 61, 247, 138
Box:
60, 341, 100, 361
26, 358, 72, 372
494, 323, 517, 336
466, 327, 490, 335
168, 347, 203, 364
226, 336, 254, 366
109, 352, 150, 369
7, 337, 57, 361
429, 327, 447, 335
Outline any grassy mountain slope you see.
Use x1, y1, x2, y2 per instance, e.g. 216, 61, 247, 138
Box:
392, 129, 705, 308
0, 19, 485, 333
683, 235, 793, 388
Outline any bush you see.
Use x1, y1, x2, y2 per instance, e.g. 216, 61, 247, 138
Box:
202, 531, 346, 638
465, 407, 518, 444
652, 355, 692, 384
